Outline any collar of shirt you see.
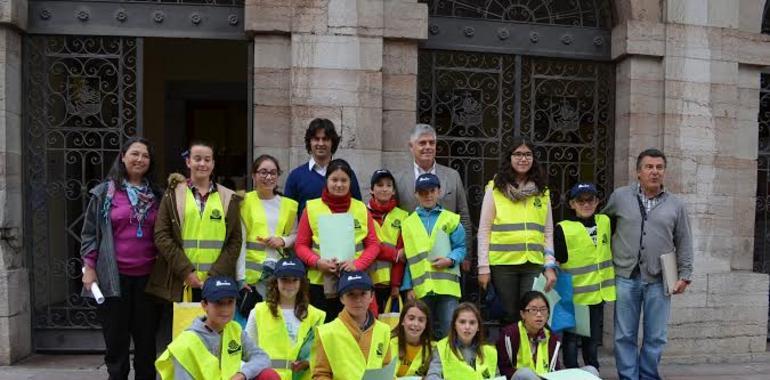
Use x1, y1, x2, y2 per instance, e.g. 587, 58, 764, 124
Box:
309, 157, 328, 177
413, 161, 436, 179
415, 205, 443, 217
187, 179, 216, 195
636, 182, 665, 200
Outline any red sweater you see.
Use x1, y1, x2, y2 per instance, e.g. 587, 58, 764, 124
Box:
294, 208, 381, 271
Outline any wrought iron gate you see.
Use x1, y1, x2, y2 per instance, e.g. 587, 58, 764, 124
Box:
419, 0, 614, 304
755, 2, 770, 340
24, 35, 141, 351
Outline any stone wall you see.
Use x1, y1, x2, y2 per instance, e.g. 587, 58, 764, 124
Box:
245, 0, 427, 194
611, 0, 770, 363
0, 0, 29, 366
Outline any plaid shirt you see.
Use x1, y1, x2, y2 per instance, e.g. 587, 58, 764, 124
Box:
637, 183, 665, 213
187, 180, 217, 215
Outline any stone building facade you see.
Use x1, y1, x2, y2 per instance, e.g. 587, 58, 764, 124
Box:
0, 0, 769, 366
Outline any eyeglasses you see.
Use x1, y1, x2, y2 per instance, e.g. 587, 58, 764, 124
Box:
512, 152, 534, 160
256, 170, 281, 177
524, 307, 549, 315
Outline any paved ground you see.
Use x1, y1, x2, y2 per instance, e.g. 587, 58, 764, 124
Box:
1, 352, 770, 379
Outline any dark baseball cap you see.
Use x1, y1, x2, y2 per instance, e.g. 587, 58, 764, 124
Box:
274, 256, 306, 278
337, 271, 374, 295
415, 173, 440, 191
370, 169, 396, 188
569, 182, 598, 200
201, 276, 239, 302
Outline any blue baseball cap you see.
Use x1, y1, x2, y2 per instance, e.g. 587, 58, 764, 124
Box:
569, 182, 598, 200
274, 256, 306, 278
201, 276, 239, 302
337, 271, 373, 295
415, 173, 440, 191
370, 169, 396, 188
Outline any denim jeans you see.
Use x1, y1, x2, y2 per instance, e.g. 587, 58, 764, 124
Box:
422, 294, 459, 340
614, 276, 671, 380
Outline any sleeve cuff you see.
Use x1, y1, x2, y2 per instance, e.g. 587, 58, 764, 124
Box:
478, 265, 491, 275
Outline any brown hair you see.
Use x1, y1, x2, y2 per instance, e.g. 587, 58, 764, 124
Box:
264, 275, 310, 320
391, 300, 433, 375
447, 302, 487, 362
251, 154, 283, 195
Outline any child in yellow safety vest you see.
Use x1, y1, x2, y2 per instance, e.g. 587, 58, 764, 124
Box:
391, 299, 434, 378
554, 182, 615, 373
155, 276, 280, 380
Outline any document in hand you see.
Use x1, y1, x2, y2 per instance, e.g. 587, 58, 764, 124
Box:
532, 274, 561, 325
660, 252, 678, 296
570, 304, 591, 337
428, 229, 451, 261
362, 355, 397, 380
541, 368, 602, 380
318, 213, 356, 261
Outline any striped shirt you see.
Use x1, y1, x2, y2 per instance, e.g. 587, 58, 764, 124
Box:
637, 183, 665, 214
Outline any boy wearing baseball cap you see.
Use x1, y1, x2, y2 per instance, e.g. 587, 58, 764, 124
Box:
400, 173, 466, 339
312, 271, 393, 380
554, 182, 615, 374
156, 276, 280, 380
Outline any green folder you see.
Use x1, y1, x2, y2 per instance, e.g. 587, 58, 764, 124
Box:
318, 213, 356, 261
429, 229, 451, 261
531, 274, 561, 326
362, 355, 397, 380
569, 303, 591, 337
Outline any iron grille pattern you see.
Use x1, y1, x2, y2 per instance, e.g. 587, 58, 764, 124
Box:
426, 0, 611, 28
756, 0, 770, 339
417, 50, 613, 303
24, 36, 138, 333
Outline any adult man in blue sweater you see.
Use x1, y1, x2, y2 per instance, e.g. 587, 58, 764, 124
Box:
284, 118, 362, 216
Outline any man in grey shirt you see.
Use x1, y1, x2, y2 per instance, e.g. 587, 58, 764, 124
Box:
602, 148, 693, 380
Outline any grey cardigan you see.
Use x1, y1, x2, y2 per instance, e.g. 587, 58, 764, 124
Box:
80, 182, 122, 298
601, 184, 693, 282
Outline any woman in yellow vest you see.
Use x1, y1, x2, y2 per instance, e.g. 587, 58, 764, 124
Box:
295, 159, 380, 321
313, 271, 393, 380
555, 182, 615, 373
238, 154, 298, 316
148, 140, 242, 306
425, 302, 498, 379
476, 137, 557, 324
367, 169, 408, 312
246, 256, 325, 380
391, 299, 433, 378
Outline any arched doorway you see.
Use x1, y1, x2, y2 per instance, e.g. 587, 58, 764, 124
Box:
754, 0, 770, 340
417, 0, 615, 303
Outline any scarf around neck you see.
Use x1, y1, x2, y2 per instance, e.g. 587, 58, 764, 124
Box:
502, 180, 540, 202
103, 179, 156, 238
367, 197, 397, 225
321, 187, 352, 213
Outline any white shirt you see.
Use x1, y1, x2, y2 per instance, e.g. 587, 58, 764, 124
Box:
282, 308, 301, 344
413, 160, 437, 179
309, 157, 328, 177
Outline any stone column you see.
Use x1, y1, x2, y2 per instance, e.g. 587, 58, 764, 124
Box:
245, 0, 427, 193
0, 0, 30, 365
611, 0, 770, 362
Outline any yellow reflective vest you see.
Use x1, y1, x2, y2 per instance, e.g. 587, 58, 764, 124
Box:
253, 302, 325, 380
390, 336, 432, 377
241, 192, 298, 284
488, 180, 549, 265
370, 207, 408, 285
155, 320, 242, 380
182, 188, 227, 281
305, 198, 369, 285
402, 209, 461, 299
558, 214, 616, 305
316, 317, 391, 380
515, 321, 550, 376
435, 337, 498, 379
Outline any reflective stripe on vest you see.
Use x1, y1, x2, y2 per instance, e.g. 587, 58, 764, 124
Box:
516, 321, 550, 376
435, 337, 497, 379
317, 318, 391, 380
306, 198, 369, 285
402, 210, 461, 299
253, 302, 326, 380
488, 180, 549, 266
155, 321, 242, 380
390, 337, 430, 377
370, 207, 408, 285
241, 192, 298, 284
559, 214, 616, 305
182, 189, 226, 281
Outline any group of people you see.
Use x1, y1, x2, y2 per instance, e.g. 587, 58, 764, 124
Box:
80, 118, 693, 380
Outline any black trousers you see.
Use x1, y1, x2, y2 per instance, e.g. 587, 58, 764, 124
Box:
309, 284, 342, 323
563, 302, 604, 369
98, 274, 161, 380
490, 263, 542, 324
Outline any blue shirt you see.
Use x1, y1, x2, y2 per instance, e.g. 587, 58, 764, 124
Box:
400, 205, 467, 291
284, 161, 362, 217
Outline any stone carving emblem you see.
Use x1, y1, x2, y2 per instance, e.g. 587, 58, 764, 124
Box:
452, 90, 483, 127
548, 97, 579, 132
66, 76, 102, 117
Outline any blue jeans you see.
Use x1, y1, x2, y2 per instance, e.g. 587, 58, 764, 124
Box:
614, 276, 671, 380
422, 294, 459, 340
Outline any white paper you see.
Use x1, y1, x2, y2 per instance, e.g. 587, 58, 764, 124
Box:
531, 274, 561, 325
660, 252, 678, 296
541, 368, 602, 380
362, 356, 397, 380
82, 267, 105, 304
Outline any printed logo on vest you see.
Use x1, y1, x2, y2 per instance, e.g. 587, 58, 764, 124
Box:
376, 342, 384, 357
354, 219, 361, 229
602, 233, 608, 245
210, 209, 222, 220
392, 219, 401, 229
227, 339, 242, 355
533, 198, 542, 208
482, 369, 490, 377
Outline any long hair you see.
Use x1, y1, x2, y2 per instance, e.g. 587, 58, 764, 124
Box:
265, 275, 310, 320
106, 137, 161, 197
251, 154, 283, 195
392, 300, 433, 375
447, 302, 486, 362
304, 118, 340, 155
493, 136, 547, 194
